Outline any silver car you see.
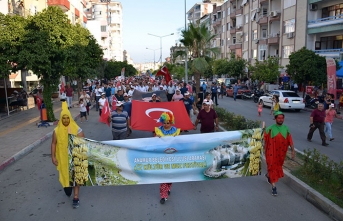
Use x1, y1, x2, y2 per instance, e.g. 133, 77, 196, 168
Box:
259, 90, 305, 112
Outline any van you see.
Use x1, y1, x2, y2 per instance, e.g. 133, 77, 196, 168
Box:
217, 78, 237, 88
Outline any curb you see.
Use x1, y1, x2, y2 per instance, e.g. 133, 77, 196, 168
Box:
0, 104, 92, 172
218, 124, 343, 221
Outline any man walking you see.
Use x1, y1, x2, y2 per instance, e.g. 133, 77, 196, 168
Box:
233, 83, 239, 101
109, 101, 131, 140
65, 83, 73, 109
264, 111, 295, 196
210, 82, 218, 106
307, 103, 329, 146
193, 100, 218, 133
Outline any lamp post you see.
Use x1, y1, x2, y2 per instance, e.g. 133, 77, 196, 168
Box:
148, 33, 174, 68
184, 0, 188, 83
146, 47, 159, 70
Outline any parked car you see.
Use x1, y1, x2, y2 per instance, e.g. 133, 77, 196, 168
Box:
258, 90, 305, 112
218, 78, 237, 88
200, 79, 207, 87
226, 85, 250, 98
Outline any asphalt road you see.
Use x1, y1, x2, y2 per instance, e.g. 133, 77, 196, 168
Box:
0, 107, 332, 221
216, 95, 343, 163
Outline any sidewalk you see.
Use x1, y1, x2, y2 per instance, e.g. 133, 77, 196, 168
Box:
0, 98, 86, 170
0, 98, 342, 220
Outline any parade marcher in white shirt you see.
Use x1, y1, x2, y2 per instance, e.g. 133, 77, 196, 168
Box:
166, 81, 176, 101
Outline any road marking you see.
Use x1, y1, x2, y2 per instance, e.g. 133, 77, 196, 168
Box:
0, 107, 62, 137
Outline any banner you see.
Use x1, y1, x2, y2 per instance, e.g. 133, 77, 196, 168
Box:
67, 129, 263, 186
130, 100, 194, 131
326, 58, 336, 96
131, 90, 168, 102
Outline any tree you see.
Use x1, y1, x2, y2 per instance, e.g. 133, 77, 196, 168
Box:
227, 53, 247, 79
103, 60, 137, 79
0, 14, 27, 78
213, 59, 229, 77
286, 47, 326, 91
18, 6, 75, 121
179, 23, 219, 87
249, 56, 282, 83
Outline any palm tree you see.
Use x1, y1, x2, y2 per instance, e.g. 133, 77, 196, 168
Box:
175, 23, 219, 89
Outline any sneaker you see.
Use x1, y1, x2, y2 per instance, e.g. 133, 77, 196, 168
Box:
329, 138, 334, 141
160, 198, 167, 204
272, 187, 277, 196
307, 139, 311, 142
63, 187, 72, 197
168, 190, 171, 195
265, 173, 271, 185
72, 198, 79, 208
322, 143, 329, 146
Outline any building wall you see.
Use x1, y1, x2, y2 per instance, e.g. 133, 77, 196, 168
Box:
0, 0, 8, 14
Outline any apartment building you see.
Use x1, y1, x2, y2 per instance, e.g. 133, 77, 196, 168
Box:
187, 1, 225, 25
170, 43, 186, 65
85, 0, 123, 61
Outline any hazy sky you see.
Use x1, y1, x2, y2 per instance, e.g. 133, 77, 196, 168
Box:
122, 0, 199, 64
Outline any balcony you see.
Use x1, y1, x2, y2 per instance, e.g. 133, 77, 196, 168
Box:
308, 15, 343, 34
47, 0, 70, 11
81, 0, 86, 8
230, 28, 236, 34
75, 8, 80, 18
235, 8, 243, 16
213, 6, 221, 14
269, 13, 280, 23
83, 15, 87, 23
235, 44, 242, 49
258, 39, 268, 45
230, 10, 236, 19
229, 45, 236, 50
268, 34, 279, 45
260, 0, 268, 4
314, 48, 343, 58
257, 16, 268, 24
213, 19, 221, 27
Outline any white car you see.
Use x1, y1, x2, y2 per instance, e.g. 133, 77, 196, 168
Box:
259, 90, 305, 112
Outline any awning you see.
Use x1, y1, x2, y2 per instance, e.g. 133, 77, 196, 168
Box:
337, 61, 343, 77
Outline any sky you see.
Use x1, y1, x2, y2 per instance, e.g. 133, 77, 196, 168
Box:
121, 0, 199, 64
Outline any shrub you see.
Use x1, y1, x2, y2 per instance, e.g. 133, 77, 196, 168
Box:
214, 107, 261, 130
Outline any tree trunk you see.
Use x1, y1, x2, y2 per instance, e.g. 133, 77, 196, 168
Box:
42, 82, 56, 122
20, 69, 27, 91
194, 71, 201, 101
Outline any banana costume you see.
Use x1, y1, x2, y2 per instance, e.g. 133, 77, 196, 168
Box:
55, 101, 81, 187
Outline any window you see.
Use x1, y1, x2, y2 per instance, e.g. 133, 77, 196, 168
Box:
262, 8, 268, 16
261, 29, 267, 39
227, 7, 230, 16
233, 36, 236, 44
283, 45, 294, 58
221, 39, 224, 46
227, 37, 230, 46
71, 12, 75, 24
259, 45, 267, 61
245, 14, 249, 23
222, 25, 225, 33
101, 26, 107, 32
284, 19, 295, 33
284, 0, 296, 9
245, 33, 248, 42
251, 11, 256, 21
227, 22, 230, 30
252, 29, 257, 40
223, 10, 225, 18
252, 49, 257, 59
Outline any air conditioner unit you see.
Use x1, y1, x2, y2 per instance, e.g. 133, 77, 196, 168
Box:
287, 32, 294, 39
255, 39, 259, 44
270, 11, 277, 17
257, 8, 261, 13
236, 25, 241, 29
309, 4, 318, 11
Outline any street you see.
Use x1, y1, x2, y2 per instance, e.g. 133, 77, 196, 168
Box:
216, 95, 343, 163
0, 106, 331, 221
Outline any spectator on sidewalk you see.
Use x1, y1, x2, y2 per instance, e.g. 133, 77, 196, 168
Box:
307, 103, 328, 146
65, 83, 73, 109
51, 101, 84, 208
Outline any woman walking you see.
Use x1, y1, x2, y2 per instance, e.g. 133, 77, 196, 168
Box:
325, 104, 342, 141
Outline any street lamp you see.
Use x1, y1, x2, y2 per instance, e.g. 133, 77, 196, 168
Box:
184, 0, 188, 83
146, 47, 159, 70
148, 33, 174, 67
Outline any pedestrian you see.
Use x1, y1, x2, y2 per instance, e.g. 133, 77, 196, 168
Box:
94, 84, 102, 111
271, 95, 279, 115
80, 90, 91, 115
220, 82, 225, 99
194, 100, 219, 133
154, 112, 180, 204
257, 100, 263, 117
307, 103, 329, 146
79, 98, 87, 123
324, 103, 342, 141
233, 83, 239, 101
123, 93, 132, 137
210, 82, 218, 106
98, 92, 107, 116
65, 83, 73, 109
202, 82, 207, 94
149, 93, 160, 103
180, 92, 197, 132
166, 81, 175, 101
104, 83, 112, 105
203, 92, 214, 109
180, 82, 188, 96
51, 101, 85, 208
109, 101, 131, 140
115, 88, 124, 101
293, 83, 298, 94
172, 89, 183, 101
196, 87, 204, 111
264, 111, 295, 196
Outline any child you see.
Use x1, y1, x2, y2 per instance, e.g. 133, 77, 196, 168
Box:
257, 100, 263, 117
79, 98, 87, 123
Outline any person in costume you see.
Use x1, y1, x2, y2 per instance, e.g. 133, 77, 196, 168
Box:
51, 101, 84, 208
155, 112, 180, 204
264, 111, 295, 196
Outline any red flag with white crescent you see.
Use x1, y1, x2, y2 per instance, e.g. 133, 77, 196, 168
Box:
131, 100, 194, 131
99, 99, 110, 127
112, 96, 117, 111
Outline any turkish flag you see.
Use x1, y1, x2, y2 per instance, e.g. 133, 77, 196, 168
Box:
99, 99, 110, 127
131, 100, 194, 131
156, 66, 172, 84
111, 95, 117, 111
36, 96, 42, 110
60, 81, 65, 94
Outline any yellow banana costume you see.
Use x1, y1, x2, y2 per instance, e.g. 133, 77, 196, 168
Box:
55, 101, 80, 187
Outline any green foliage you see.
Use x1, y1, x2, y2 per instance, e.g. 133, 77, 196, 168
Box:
286, 47, 326, 87
227, 54, 247, 78
213, 59, 230, 76
164, 63, 186, 80
214, 107, 261, 130
103, 60, 137, 79
249, 56, 282, 83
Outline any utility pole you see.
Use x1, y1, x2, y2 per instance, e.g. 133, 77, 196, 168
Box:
185, 0, 188, 83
